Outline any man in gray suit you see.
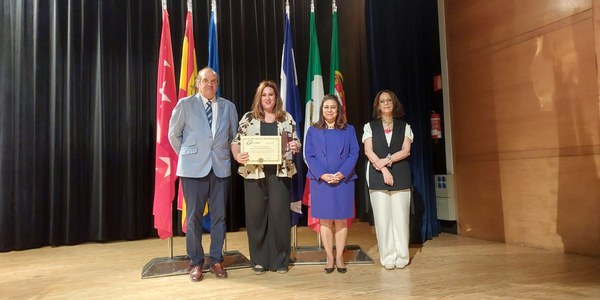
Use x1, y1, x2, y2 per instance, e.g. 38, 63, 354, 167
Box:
168, 67, 238, 282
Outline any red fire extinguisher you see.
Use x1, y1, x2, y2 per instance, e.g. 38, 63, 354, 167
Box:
431, 111, 442, 140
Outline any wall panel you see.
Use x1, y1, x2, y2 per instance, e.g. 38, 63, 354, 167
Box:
446, 0, 591, 56
445, 0, 600, 256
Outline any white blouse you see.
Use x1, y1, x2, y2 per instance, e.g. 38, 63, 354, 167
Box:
362, 122, 414, 145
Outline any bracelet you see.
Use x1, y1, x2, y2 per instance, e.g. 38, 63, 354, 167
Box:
386, 153, 392, 167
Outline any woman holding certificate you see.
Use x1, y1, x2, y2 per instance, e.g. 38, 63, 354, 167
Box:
231, 80, 300, 274
304, 94, 359, 274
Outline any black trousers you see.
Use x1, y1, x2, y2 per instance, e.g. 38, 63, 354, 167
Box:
244, 171, 291, 271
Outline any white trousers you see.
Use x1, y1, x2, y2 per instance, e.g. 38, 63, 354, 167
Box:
369, 189, 411, 268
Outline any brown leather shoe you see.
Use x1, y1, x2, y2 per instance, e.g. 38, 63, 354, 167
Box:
210, 262, 228, 278
189, 265, 204, 282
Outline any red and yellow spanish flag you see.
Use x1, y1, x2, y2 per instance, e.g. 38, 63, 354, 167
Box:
177, 5, 198, 233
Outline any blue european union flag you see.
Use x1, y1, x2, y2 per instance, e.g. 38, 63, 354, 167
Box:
208, 0, 220, 96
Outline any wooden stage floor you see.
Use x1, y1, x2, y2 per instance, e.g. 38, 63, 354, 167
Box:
1, 222, 599, 299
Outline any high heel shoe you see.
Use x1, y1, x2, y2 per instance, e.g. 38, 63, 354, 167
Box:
324, 258, 335, 274
336, 261, 347, 273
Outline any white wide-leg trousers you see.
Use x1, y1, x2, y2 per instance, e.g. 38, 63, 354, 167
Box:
369, 189, 411, 268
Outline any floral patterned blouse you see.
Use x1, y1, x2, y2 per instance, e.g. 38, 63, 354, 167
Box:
232, 111, 301, 179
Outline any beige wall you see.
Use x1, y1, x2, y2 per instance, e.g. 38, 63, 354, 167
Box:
444, 0, 600, 256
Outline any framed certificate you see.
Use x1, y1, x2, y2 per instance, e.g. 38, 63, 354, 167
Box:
240, 136, 282, 164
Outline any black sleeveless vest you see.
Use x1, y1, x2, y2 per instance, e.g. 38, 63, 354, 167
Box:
368, 119, 411, 190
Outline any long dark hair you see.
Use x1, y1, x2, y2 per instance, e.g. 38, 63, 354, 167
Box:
372, 90, 405, 119
315, 94, 347, 129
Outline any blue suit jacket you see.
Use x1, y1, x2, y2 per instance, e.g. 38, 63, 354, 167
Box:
304, 125, 359, 182
168, 94, 238, 178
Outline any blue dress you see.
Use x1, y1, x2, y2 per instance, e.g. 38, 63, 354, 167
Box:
304, 125, 359, 219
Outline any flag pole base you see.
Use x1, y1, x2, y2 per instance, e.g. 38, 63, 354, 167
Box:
141, 250, 252, 279
290, 244, 374, 265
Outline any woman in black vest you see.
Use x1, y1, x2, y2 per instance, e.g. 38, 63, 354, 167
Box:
362, 90, 413, 270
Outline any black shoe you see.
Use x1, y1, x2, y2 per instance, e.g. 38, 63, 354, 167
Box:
253, 265, 266, 275
336, 261, 347, 274
324, 267, 335, 274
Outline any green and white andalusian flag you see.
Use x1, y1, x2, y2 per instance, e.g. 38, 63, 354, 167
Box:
302, 0, 325, 232
304, 0, 325, 136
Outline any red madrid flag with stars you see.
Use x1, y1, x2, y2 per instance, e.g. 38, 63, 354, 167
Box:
153, 6, 178, 239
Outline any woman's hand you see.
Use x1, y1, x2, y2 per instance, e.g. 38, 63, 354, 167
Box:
332, 172, 345, 181
381, 168, 394, 186
373, 158, 388, 170
234, 152, 249, 164
288, 141, 300, 154
320, 173, 339, 185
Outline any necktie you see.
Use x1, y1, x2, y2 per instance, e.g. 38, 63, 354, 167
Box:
206, 100, 213, 128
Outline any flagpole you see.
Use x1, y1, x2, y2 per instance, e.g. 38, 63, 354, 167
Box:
206, 0, 249, 268
142, 0, 187, 278
163, 0, 195, 262
310, 0, 319, 129
283, 0, 298, 252
315, 0, 322, 251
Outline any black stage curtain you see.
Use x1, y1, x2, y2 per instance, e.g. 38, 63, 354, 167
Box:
1, 0, 162, 251
365, 0, 441, 243
0, 0, 371, 252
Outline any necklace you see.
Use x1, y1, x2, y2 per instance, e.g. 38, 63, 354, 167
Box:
383, 119, 393, 134
326, 122, 335, 129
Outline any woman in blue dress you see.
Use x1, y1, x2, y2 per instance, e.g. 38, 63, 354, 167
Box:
304, 94, 359, 274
